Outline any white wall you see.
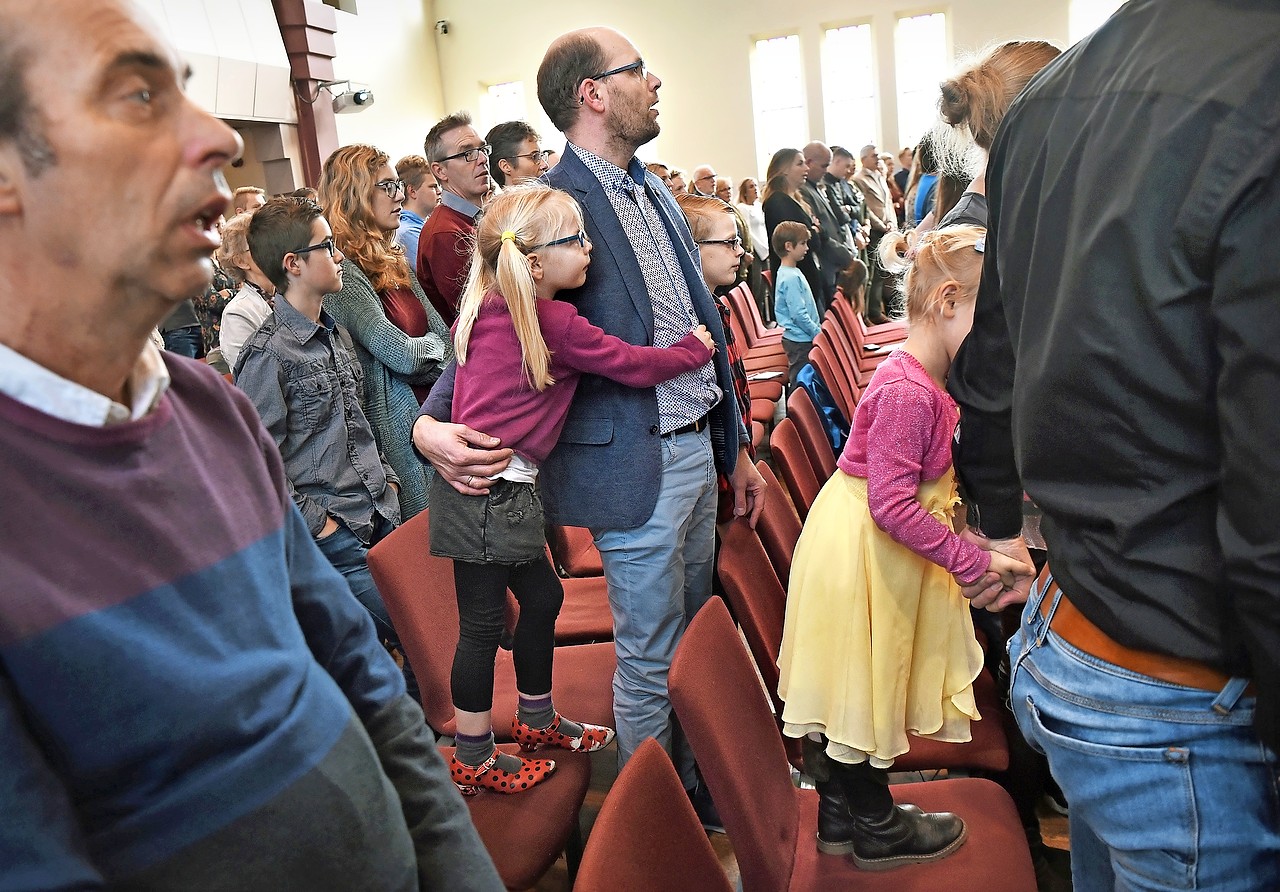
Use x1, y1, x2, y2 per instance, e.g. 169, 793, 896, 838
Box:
330, 0, 447, 162
430, 0, 1073, 186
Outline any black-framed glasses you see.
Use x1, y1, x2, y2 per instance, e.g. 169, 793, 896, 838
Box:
532, 230, 589, 250
506, 149, 553, 164
439, 144, 492, 164
695, 236, 743, 249
293, 237, 336, 258
587, 59, 647, 82
374, 178, 405, 199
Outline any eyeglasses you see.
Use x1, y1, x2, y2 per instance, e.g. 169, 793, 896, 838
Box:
506, 150, 554, 164
695, 236, 743, 249
696, 173, 717, 183
293, 237, 336, 258
532, 230, 589, 250
439, 144, 492, 164
587, 59, 647, 82
374, 178, 405, 199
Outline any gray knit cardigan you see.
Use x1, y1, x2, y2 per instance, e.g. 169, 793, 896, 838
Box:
324, 260, 452, 519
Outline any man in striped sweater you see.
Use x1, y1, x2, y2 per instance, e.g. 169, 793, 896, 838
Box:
0, 1, 500, 888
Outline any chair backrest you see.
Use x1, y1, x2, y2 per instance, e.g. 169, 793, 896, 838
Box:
726, 281, 773, 345
670, 598, 798, 892
716, 516, 788, 715
575, 738, 733, 892
545, 525, 603, 576
785, 388, 837, 480
752, 461, 802, 587
769, 417, 821, 519
722, 292, 757, 353
806, 340, 855, 420
367, 509, 462, 736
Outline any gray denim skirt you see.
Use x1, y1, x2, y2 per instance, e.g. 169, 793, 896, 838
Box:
429, 474, 547, 565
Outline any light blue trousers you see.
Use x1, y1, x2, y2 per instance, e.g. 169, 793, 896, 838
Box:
593, 427, 718, 789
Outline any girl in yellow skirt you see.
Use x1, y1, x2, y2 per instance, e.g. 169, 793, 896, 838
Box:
776, 225, 1031, 871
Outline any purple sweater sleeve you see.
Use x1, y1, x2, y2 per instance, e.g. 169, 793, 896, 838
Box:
549, 304, 712, 385
862, 379, 990, 584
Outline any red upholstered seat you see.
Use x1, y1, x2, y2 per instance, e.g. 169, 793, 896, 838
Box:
441, 743, 591, 890
770, 418, 822, 519
669, 599, 1036, 892
575, 738, 733, 892
753, 462, 802, 587
726, 281, 784, 347
368, 509, 616, 740
785, 388, 837, 480
546, 525, 603, 576
806, 340, 856, 421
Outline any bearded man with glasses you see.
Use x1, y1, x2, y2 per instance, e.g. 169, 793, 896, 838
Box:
414, 26, 766, 833
416, 110, 494, 325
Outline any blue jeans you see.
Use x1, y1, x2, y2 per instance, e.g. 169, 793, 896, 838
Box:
1009, 575, 1280, 891
592, 426, 718, 789
318, 519, 419, 702
161, 325, 202, 358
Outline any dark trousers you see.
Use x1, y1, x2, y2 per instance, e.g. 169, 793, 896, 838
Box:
317, 516, 419, 702
451, 554, 564, 713
161, 325, 202, 358
782, 338, 814, 394
865, 231, 889, 322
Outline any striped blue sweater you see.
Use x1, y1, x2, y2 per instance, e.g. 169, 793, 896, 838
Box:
0, 355, 499, 890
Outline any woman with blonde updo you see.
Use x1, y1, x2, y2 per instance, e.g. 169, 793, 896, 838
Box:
777, 226, 1032, 869
933, 40, 1061, 229
431, 183, 714, 797
319, 144, 451, 520
217, 210, 277, 372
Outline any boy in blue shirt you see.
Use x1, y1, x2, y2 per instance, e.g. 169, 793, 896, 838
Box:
773, 220, 822, 391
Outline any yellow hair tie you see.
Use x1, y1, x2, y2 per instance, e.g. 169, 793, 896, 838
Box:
501, 230, 517, 243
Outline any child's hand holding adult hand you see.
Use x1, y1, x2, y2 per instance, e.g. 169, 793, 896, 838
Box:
692, 324, 716, 354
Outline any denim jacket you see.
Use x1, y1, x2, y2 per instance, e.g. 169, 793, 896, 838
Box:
235, 296, 400, 542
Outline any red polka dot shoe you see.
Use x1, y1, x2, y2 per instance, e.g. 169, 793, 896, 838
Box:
510, 712, 616, 753
449, 750, 556, 796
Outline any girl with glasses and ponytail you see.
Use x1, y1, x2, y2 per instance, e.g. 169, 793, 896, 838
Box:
431, 183, 715, 796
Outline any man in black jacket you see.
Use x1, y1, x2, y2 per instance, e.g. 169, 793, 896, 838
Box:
951, 1, 1280, 887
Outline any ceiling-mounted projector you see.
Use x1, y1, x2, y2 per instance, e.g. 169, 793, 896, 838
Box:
333, 87, 375, 114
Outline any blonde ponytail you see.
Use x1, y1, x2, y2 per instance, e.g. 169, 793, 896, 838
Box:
455, 183, 583, 391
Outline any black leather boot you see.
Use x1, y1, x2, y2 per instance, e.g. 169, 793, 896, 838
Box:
835, 761, 968, 871
804, 736, 923, 855
803, 736, 857, 854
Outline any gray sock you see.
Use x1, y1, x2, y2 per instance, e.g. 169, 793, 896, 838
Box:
455, 730, 521, 772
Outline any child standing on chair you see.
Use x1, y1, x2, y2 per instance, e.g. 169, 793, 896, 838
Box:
772, 221, 822, 392
776, 226, 1030, 870
429, 184, 715, 796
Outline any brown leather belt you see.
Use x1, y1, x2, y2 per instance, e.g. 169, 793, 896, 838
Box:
1037, 569, 1251, 695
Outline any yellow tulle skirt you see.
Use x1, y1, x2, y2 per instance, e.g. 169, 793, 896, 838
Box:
777, 467, 984, 767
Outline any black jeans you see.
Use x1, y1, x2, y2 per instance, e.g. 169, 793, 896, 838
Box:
450, 555, 564, 713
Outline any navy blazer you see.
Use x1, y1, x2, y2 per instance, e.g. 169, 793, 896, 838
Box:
536, 148, 743, 530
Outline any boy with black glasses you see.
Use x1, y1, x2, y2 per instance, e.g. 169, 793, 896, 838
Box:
236, 197, 411, 694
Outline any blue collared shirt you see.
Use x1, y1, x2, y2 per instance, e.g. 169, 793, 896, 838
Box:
566, 142, 720, 434
438, 189, 481, 221
395, 209, 425, 260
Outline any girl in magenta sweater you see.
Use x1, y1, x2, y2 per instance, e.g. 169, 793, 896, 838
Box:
430, 184, 714, 796
776, 226, 1031, 868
